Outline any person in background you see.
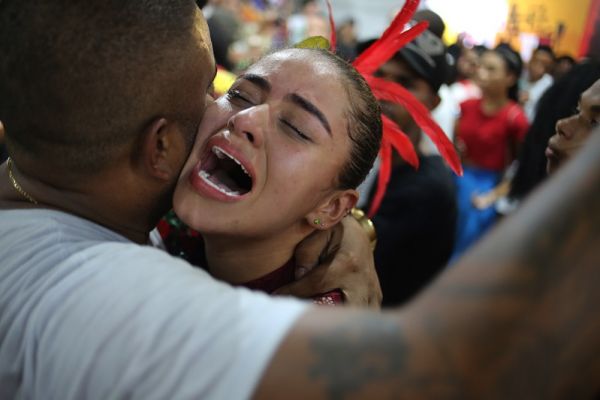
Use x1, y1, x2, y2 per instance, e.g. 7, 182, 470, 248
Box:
452, 44, 529, 259
287, 0, 328, 46
553, 55, 576, 81
546, 77, 600, 174
335, 18, 358, 62
520, 45, 555, 122
450, 46, 482, 105
474, 61, 600, 214
204, 0, 241, 71
359, 28, 457, 306
413, 9, 458, 155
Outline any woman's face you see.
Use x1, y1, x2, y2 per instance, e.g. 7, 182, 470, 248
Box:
476, 51, 514, 94
173, 49, 355, 237
457, 48, 479, 80
546, 79, 600, 174
527, 50, 554, 82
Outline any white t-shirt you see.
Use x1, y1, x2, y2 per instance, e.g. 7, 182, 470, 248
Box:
522, 73, 554, 122
0, 209, 308, 399
422, 84, 460, 156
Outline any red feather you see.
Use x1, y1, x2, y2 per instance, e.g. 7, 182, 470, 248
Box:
367, 115, 420, 217
353, 0, 426, 75
325, 0, 337, 51
367, 75, 463, 176
368, 138, 392, 219
382, 114, 419, 168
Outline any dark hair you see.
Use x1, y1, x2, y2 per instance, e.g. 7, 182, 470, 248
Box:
473, 44, 489, 57
493, 44, 523, 102
306, 49, 382, 190
534, 45, 556, 61
556, 55, 576, 65
510, 60, 600, 200
0, 0, 200, 174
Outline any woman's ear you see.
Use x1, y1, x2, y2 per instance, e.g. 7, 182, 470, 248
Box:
139, 117, 188, 181
307, 189, 359, 230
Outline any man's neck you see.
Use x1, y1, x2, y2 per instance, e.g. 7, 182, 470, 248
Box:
0, 161, 163, 244
203, 226, 311, 285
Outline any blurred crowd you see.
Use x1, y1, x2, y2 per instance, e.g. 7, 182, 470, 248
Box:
202, 0, 340, 74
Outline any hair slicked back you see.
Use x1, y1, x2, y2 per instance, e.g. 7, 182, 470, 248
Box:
311, 49, 382, 190
0, 0, 198, 174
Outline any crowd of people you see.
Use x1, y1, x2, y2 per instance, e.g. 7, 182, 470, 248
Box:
150, 0, 598, 305
1, 0, 599, 398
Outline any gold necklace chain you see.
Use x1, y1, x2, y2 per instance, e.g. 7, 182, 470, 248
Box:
6, 157, 38, 205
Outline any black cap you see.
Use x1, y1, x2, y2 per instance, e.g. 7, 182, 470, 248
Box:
413, 9, 446, 39
356, 24, 449, 93
396, 26, 449, 92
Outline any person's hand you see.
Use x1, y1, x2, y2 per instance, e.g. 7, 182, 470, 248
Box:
274, 216, 382, 309
472, 190, 497, 210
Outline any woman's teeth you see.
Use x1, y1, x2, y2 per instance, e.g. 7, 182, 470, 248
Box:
196, 145, 252, 198
198, 169, 242, 197
212, 146, 250, 177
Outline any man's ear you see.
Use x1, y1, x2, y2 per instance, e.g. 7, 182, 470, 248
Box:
306, 189, 359, 230
139, 118, 187, 181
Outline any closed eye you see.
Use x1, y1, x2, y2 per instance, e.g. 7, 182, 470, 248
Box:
226, 88, 255, 107
279, 118, 311, 142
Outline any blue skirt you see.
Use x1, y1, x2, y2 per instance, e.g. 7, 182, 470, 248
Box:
451, 166, 502, 260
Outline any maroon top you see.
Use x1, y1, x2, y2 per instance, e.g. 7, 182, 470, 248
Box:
243, 259, 344, 306
158, 213, 343, 305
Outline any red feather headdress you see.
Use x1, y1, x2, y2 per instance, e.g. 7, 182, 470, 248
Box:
325, 0, 463, 217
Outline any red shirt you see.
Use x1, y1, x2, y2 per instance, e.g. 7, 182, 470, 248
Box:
457, 98, 529, 171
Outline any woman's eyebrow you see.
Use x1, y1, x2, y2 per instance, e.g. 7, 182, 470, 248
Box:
237, 74, 271, 92
285, 93, 332, 136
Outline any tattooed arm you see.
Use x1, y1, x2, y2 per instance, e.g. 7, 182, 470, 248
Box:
254, 129, 600, 399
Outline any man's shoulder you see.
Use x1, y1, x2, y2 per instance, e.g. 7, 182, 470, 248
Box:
0, 208, 127, 245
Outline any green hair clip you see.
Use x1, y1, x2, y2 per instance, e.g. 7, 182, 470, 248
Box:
294, 36, 331, 50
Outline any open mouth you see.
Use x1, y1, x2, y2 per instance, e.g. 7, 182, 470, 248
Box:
198, 146, 253, 197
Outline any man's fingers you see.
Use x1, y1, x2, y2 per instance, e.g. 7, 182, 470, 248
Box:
274, 262, 335, 298
294, 229, 331, 273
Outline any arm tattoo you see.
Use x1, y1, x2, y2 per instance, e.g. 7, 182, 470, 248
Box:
306, 134, 600, 399
309, 315, 407, 400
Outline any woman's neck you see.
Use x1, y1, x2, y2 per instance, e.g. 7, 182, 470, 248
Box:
203, 225, 312, 285
481, 92, 509, 115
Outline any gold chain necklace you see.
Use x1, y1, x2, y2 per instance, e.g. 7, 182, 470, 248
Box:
6, 157, 38, 204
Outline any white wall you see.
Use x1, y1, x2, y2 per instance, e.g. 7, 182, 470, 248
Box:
328, 0, 420, 41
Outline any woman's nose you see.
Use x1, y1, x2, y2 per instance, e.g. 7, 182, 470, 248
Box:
226, 104, 267, 147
